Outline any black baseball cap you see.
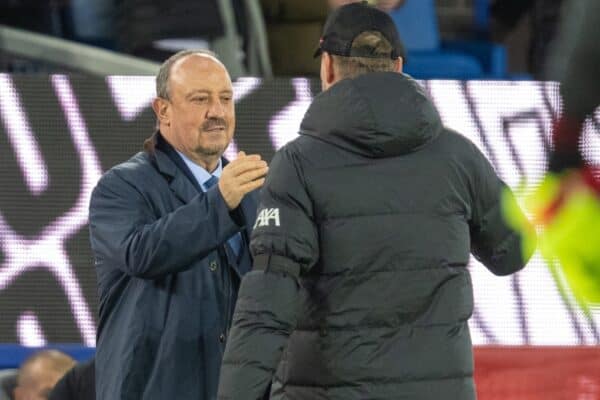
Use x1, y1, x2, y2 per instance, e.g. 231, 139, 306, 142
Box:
314, 2, 405, 60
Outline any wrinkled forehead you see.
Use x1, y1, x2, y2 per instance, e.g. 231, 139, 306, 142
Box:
170, 54, 233, 97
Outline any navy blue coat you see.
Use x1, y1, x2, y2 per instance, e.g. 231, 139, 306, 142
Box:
89, 134, 257, 400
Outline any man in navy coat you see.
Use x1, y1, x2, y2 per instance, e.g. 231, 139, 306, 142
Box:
89, 49, 268, 400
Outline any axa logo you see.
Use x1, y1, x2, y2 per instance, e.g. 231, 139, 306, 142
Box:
254, 208, 280, 228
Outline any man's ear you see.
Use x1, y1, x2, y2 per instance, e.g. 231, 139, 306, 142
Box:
151, 97, 170, 127
395, 57, 403, 73
323, 52, 336, 86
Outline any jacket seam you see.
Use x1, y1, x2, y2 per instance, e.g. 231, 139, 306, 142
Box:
318, 209, 463, 223
317, 263, 466, 278
276, 373, 472, 389
293, 319, 469, 332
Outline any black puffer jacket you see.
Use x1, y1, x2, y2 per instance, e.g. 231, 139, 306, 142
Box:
218, 72, 533, 400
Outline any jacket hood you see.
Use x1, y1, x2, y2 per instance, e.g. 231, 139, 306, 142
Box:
300, 72, 442, 158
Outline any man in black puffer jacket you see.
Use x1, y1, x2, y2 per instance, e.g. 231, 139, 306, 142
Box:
218, 3, 536, 399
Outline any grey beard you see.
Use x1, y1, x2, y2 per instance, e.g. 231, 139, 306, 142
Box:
196, 143, 226, 158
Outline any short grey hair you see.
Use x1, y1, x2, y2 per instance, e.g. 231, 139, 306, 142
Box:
332, 31, 397, 80
155, 49, 219, 100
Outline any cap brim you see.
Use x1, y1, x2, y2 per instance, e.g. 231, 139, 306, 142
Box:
313, 47, 323, 58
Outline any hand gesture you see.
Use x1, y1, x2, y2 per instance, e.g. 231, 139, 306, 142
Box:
219, 152, 268, 210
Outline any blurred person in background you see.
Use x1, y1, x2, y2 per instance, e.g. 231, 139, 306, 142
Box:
328, 0, 405, 10
68, 0, 116, 49
13, 350, 75, 400
0, 0, 66, 36
508, 0, 600, 306
48, 358, 94, 400
89, 50, 266, 400
0, 369, 15, 400
115, 0, 246, 62
218, 3, 534, 399
261, 0, 405, 76
490, 0, 564, 77
547, 0, 600, 171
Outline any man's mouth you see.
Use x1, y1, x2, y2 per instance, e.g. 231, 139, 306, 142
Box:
204, 126, 226, 132
202, 118, 228, 133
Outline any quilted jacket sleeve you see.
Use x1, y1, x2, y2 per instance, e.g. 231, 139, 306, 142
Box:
218, 145, 318, 400
468, 144, 536, 276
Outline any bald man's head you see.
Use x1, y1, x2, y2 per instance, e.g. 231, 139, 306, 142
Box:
14, 350, 75, 400
155, 49, 225, 101
151, 49, 235, 172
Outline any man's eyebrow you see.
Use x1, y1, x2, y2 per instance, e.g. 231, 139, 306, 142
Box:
185, 89, 233, 98
185, 90, 210, 98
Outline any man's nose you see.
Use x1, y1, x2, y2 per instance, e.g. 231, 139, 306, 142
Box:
207, 98, 226, 118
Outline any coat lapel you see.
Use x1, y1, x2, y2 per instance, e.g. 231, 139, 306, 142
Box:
148, 132, 202, 204
154, 149, 199, 204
